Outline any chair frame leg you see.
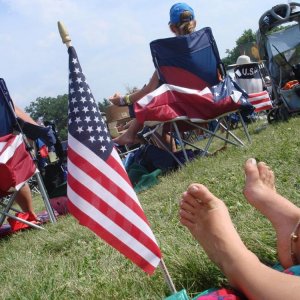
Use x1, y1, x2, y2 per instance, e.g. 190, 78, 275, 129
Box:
172, 123, 189, 163
237, 111, 252, 143
0, 192, 17, 226
142, 111, 252, 166
35, 172, 57, 223
0, 211, 44, 230
0, 184, 45, 230
143, 124, 184, 167
150, 131, 184, 167
172, 113, 251, 159
184, 120, 243, 147
0, 173, 57, 230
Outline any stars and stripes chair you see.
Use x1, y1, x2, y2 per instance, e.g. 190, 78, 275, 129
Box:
134, 27, 254, 163
0, 78, 56, 231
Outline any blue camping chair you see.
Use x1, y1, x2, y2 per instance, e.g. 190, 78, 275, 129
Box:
0, 78, 56, 230
135, 27, 253, 164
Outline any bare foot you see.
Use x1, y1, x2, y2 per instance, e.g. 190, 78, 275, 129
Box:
113, 133, 134, 146
179, 184, 253, 276
243, 158, 300, 267
113, 132, 141, 146
113, 119, 143, 146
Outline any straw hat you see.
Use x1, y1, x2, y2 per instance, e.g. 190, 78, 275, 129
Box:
228, 55, 259, 67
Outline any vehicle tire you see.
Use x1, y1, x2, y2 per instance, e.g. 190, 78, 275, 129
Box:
278, 105, 290, 121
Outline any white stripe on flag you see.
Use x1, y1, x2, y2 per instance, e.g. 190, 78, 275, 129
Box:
67, 185, 161, 268
67, 158, 158, 242
68, 134, 139, 206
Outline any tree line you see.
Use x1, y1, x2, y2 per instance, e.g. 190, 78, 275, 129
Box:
25, 95, 111, 140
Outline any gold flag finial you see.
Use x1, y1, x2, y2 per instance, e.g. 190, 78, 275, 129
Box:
58, 21, 72, 48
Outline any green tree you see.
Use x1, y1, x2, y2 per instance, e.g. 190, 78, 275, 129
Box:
222, 26, 288, 67
98, 98, 111, 112
222, 29, 256, 67
25, 94, 68, 140
125, 86, 139, 94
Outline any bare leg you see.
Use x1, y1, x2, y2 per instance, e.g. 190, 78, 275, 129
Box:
15, 183, 37, 219
113, 119, 143, 145
243, 158, 300, 268
179, 183, 300, 300
162, 133, 176, 152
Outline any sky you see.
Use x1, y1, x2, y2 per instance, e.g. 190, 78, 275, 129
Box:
0, 0, 296, 110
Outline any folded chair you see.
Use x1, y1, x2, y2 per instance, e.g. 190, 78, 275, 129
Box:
134, 27, 253, 163
105, 105, 141, 159
105, 105, 132, 139
0, 78, 56, 231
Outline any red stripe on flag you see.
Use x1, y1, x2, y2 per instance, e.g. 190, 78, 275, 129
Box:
67, 199, 158, 274
67, 172, 161, 256
68, 147, 147, 221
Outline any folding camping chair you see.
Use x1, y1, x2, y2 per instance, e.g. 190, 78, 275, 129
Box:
233, 59, 273, 113
134, 27, 253, 164
0, 78, 56, 230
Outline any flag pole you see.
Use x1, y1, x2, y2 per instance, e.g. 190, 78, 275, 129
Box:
57, 20, 180, 298
159, 259, 177, 294
58, 21, 72, 48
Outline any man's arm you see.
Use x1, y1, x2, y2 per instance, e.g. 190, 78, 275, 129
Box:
15, 106, 38, 125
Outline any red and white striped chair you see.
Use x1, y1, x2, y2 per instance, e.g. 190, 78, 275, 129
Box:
233, 57, 273, 113
247, 90, 273, 112
0, 78, 56, 231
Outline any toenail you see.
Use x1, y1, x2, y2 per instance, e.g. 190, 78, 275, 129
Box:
249, 158, 257, 165
189, 185, 199, 193
196, 198, 202, 204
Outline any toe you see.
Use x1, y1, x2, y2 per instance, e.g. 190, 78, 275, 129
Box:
244, 158, 259, 180
180, 196, 197, 212
179, 208, 197, 224
187, 184, 214, 204
257, 162, 269, 177
179, 216, 196, 229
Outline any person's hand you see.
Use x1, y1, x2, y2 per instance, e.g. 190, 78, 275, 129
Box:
109, 93, 122, 106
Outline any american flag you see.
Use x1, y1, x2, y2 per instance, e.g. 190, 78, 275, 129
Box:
247, 90, 273, 112
0, 133, 36, 197
66, 46, 161, 274
135, 75, 253, 124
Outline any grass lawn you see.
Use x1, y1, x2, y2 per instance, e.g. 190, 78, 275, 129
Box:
1, 116, 300, 299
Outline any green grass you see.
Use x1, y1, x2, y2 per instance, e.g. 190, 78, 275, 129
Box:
1, 117, 300, 299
